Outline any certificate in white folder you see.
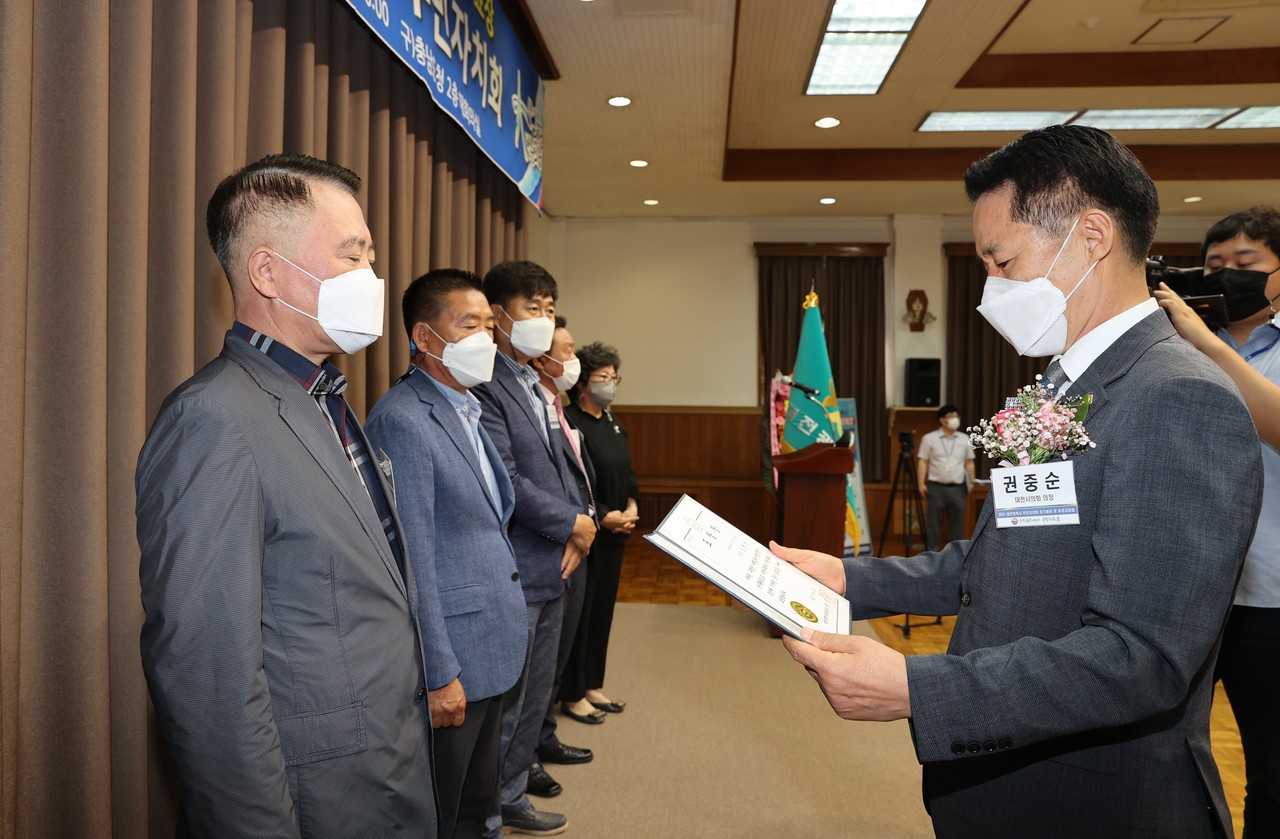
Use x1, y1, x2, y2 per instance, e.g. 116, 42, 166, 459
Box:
644, 494, 851, 640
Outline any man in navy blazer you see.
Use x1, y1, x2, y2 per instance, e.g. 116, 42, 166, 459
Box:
366, 269, 527, 839
776, 126, 1264, 837
474, 261, 596, 836
529, 318, 602, 796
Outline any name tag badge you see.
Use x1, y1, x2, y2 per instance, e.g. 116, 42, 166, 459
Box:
545, 403, 561, 430
991, 462, 1079, 528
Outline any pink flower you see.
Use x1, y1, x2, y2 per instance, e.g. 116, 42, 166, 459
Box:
992, 409, 1019, 435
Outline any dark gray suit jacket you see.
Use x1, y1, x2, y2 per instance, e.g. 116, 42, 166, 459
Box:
847, 313, 1263, 838
365, 371, 528, 702
136, 334, 437, 838
473, 356, 583, 603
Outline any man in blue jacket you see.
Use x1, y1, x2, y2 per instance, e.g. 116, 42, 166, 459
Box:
366, 269, 528, 838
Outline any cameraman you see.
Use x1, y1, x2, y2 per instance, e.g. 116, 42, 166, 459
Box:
1154, 205, 1280, 836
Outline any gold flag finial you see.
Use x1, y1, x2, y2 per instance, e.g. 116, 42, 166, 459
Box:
802, 290, 819, 309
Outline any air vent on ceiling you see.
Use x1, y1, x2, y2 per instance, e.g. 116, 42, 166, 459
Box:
1133, 16, 1228, 43
1141, 0, 1277, 11
616, 0, 693, 15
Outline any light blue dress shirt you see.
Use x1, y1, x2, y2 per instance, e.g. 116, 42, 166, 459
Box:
1217, 321, 1280, 606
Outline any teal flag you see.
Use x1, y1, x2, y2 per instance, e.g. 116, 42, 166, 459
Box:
781, 292, 842, 452
781, 292, 869, 554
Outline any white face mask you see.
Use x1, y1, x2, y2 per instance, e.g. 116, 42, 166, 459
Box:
975, 217, 1099, 358
424, 324, 496, 389
498, 308, 555, 357
273, 253, 385, 354
944, 417, 961, 431
544, 355, 581, 393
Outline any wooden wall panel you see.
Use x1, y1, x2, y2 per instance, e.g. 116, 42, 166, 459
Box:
616, 407, 776, 542
617, 406, 988, 553
614, 407, 764, 481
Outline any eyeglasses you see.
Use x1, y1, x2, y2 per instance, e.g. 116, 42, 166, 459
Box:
590, 375, 622, 385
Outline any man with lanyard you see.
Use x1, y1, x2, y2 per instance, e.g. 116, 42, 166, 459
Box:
1155, 205, 1280, 837
916, 404, 976, 551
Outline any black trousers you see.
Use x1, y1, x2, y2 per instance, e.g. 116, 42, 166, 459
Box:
433, 694, 502, 839
559, 535, 627, 701
1215, 605, 1280, 839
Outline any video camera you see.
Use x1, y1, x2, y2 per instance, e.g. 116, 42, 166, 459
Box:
1145, 256, 1228, 327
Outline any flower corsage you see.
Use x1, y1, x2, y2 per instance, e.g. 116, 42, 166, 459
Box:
968, 376, 1095, 467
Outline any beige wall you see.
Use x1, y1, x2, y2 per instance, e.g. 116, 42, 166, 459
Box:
524, 211, 1220, 409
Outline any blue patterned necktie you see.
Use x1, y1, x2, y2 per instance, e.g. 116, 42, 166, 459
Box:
1042, 358, 1069, 392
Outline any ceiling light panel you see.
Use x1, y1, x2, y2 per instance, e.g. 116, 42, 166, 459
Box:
808, 33, 907, 95
1216, 106, 1280, 129
918, 110, 1079, 132
828, 0, 926, 32
1072, 108, 1238, 129
807, 0, 924, 96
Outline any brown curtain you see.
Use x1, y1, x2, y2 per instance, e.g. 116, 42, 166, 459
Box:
943, 243, 1200, 479
943, 249, 1042, 480
758, 252, 888, 481
0, 1, 528, 835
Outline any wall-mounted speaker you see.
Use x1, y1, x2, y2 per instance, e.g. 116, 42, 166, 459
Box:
905, 358, 941, 407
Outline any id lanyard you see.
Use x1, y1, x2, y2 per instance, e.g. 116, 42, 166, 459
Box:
1242, 326, 1280, 363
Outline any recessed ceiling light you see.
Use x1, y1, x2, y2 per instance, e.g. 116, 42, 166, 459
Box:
608, 96, 632, 107
1071, 108, 1238, 130
1184, 196, 1204, 203
815, 117, 841, 128
918, 110, 1079, 132
643, 199, 660, 206
629, 159, 649, 168
1216, 106, 1280, 129
819, 197, 837, 205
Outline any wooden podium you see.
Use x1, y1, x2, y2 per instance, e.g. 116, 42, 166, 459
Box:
773, 443, 855, 557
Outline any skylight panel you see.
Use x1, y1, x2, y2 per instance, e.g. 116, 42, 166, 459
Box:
918, 111, 1080, 132
1071, 108, 1238, 130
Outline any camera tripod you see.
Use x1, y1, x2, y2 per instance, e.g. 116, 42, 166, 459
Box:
877, 430, 943, 639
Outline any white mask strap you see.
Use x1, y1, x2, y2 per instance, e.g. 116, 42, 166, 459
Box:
273, 252, 322, 284
1042, 216, 1081, 280
275, 297, 319, 322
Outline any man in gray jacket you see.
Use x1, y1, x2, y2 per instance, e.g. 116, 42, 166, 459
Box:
136, 154, 436, 838
777, 126, 1263, 838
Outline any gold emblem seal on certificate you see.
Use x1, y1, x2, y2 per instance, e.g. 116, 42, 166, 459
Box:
790, 601, 818, 623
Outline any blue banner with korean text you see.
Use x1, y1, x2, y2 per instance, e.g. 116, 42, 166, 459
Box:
343, 0, 545, 208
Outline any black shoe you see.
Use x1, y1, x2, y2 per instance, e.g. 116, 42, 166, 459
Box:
537, 742, 594, 765
527, 762, 562, 798
589, 698, 626, 714
500, 805, 567, 835
559, 702, 606, 725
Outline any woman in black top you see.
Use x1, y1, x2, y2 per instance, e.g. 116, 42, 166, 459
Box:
559, 342, 639, 720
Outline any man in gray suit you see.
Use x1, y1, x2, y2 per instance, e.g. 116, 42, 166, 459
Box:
776, 126, 1264, 837
136, 155, 436, 838
365, 269, 528, 838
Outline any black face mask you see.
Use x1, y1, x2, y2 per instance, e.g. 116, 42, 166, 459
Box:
1205, 266, 1280, 323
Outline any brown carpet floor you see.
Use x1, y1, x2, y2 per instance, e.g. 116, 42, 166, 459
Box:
534, 603, 933, 838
